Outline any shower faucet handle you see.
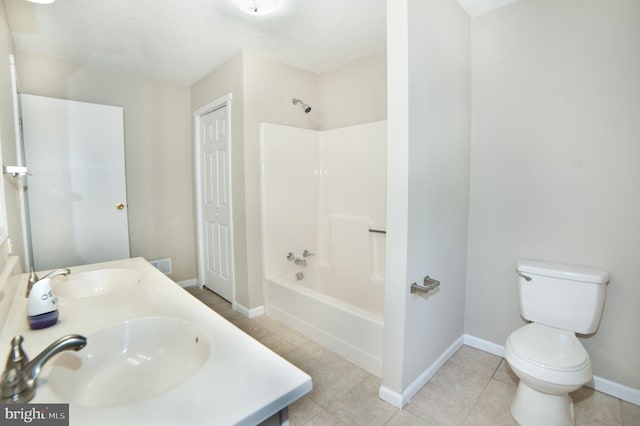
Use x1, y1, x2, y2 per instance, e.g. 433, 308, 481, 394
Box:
302, 249, 314, 258
287, 252, 295, 261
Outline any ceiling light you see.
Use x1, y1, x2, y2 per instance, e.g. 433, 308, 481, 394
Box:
232, 0, 282, 16
26, 0, 56, 4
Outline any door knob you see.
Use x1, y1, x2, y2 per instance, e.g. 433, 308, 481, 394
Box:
116, 203, 125, 210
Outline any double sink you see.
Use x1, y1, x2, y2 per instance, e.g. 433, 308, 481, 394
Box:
0, 258, 311, 425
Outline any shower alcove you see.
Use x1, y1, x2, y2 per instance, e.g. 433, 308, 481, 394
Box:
260, 121, 386, 375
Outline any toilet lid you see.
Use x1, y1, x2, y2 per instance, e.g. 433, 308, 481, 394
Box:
508, 323, 589, 371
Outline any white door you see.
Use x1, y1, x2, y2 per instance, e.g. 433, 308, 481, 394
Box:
21, 94, 130, 270
197, 105, 234, 301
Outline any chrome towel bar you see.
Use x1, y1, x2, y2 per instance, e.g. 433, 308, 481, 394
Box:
410, 275, 441, 295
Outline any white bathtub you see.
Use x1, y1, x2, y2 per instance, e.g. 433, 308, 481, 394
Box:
265, 266, 384, 376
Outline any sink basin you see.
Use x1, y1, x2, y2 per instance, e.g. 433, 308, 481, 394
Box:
53, 268, 141, 298
48, 317, 210, 408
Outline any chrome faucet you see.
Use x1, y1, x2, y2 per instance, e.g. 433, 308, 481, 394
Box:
294, 258, 307, 266
302, 249, 314, 258
1, 334, 87, 403
26, 268, 71, 297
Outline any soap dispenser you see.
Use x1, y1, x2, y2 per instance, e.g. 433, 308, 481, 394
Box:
27, 278, 59, 330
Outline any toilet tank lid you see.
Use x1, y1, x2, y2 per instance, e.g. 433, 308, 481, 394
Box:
517, 259, 610, 284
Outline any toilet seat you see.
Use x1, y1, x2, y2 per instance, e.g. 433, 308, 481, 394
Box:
506, 323, 592, 386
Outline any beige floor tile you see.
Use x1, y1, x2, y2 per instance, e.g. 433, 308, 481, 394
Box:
623, 401, 640, 426
286, 331, 313, 347
259, 333, 299, 355
243, 323, 272, 340
257, 316, 291, 335
449, 345, 502, 377
299, 341, 339, 365
281, 347, 323, 374
463, 404, 518, 426
305, 409, 348, 426
429, 361, 491, 403
386, 410, 433, 426
463, 379, 518, 426
573, 387, 623, 426
232, 316, 271, 340
289, 395, 324, 425
404, 382, 475, 425
492, 359, 518, 388
307, 361, 368, 408
327, 356, 370, 382
325, 375, 398, 426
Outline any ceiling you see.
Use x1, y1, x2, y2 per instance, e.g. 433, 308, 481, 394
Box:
3, 0, 521, 86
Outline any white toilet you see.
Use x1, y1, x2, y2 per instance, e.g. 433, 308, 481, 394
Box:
505, 259, 609, 426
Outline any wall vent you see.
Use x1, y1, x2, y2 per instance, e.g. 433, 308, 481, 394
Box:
150, 258, 172, 275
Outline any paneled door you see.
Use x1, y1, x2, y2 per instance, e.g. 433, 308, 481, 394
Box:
21, 94, 130, 270
197, 104, 234, 302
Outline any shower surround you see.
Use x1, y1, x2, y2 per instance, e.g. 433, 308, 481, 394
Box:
260, 121, 387, 375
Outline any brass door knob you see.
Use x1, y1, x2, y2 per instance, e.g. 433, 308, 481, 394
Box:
116, 203, 125, 210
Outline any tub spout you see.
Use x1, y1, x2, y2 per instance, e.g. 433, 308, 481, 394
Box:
1, 334, 87, 403
294, 258, 307, 266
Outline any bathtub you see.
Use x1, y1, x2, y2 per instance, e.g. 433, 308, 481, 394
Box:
264, 265, 384, 376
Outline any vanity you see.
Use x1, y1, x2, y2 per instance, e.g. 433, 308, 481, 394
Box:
0, 257, 312, 425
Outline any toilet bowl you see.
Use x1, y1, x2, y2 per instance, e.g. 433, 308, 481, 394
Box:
506, 323, 592, 426
506, 259, 609, 426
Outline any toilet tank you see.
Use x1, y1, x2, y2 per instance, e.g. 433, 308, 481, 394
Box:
516, 259, 610, 334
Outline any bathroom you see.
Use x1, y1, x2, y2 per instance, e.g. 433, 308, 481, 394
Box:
0, 0, 639, 424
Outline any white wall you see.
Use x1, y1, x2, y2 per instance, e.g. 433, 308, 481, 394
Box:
382, 0, 470, 404
15, 51, 195, 282
466, 0, 640, 390
318, 50, 387, 131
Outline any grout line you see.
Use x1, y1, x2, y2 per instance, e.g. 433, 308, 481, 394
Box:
490, 357, 504, 379
461, 366, 496, 425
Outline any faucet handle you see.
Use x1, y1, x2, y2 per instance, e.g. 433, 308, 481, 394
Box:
1, 335, 32, 403
5, 336, 28, 371
302, 249, 314, 258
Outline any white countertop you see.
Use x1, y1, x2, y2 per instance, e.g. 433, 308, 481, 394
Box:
0, 258, 312, 425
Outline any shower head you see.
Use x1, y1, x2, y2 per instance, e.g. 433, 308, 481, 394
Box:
292, 98, 312, 114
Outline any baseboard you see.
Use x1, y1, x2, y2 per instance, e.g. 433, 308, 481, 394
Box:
176, 278, 198, 288
378, 386, 403, 408
378, 336, 464, 408
235, 303, 265, 319
463, 334, 640, 406
589, 375, 640, 406
463, 334, 505, 357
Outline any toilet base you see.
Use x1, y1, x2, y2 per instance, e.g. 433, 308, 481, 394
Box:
511, 381, 575, 426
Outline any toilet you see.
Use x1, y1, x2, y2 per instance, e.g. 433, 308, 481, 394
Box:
505, 259, 609, 426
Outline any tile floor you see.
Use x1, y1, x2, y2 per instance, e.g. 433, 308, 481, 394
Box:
185, 286, 640, 426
